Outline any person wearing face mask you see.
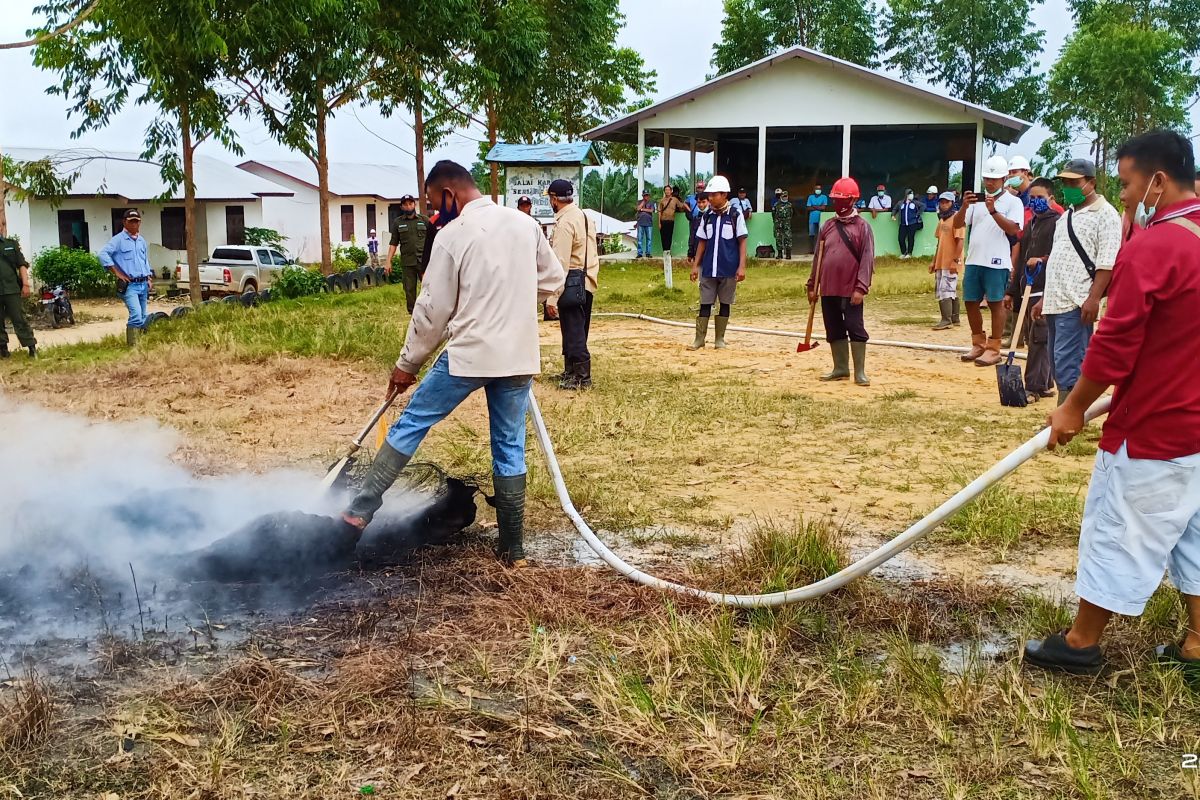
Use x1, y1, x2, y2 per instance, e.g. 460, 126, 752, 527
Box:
1005, 177, 1060, 401
1026, 129, 1200, 678
1005, 156, 1033, 204
929, 191, 964, 330
386, 194, 430, 314
547, 179, 599, 389
339, 160, 566, 568
923, 185, 940, 213
953, 155, 1025, 366
805, 183, 828, 253
892, 188, 921, 259
1034, 158, 1122, 404
806, 177, 875, 386
689, 175, 747, 350
867, 184, 891, 219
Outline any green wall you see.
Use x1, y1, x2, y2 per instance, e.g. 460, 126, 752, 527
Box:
646, 210, 941, 258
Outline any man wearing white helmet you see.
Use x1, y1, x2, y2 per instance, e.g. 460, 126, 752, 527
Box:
923, 185, 940, 213
689, 174, 748, 350
953, 155, 1025, 366
1006, 155, 1034, 206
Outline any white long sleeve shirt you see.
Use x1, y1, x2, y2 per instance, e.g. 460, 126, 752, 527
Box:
397, 197, 565, 377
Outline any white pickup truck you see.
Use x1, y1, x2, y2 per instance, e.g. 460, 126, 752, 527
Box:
175, 245, 293, 296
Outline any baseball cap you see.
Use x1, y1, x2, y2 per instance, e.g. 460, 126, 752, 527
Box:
938, 191, 956, 203
547, 179, 574, 197
641, 189, 650, 196
738, 187, 747, 193
123, 209, 142, 221
774, 187, 783, 194
1057, 158, 1096, 179
399, 194, 416, 203
517, 195, 532, 206
982, 156, 1009, 179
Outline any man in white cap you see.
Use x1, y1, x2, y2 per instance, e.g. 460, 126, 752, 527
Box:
923, 185, 940, 213
367, 227, 380, 267
1006, 155, 1034, 206
953, 155, 1024, 366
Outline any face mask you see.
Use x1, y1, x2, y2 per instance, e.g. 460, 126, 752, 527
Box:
437, 189, 460, 228
1134, 173, 1165, 228
833, 197, 855, 217
1061, 186, 1086, 207
984, 186, 1004, 197
815, 189, 823, 195
877, 191, 885, 197
1029, 196, 1051, 214
1005, 176, 1023, 189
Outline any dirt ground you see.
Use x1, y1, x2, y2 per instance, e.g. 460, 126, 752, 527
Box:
27, 297, 181, 349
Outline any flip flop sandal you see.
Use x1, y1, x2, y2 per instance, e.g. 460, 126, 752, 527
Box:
1155, 644, 1200, 679
1023, 630, 1106, 675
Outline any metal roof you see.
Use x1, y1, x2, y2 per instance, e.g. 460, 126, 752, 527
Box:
4, 147, 293, 201
238, 159, 418, 200
584, 46, 1032, 146
485, 142, 602, 166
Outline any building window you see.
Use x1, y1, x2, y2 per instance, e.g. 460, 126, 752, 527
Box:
161, 207, 187, 250
225, 205, 246, 245
340, 204, 355, 241
57, 210, 89, 250
366, 203, 377, 234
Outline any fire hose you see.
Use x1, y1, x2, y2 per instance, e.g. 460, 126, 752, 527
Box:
528, 390, 1109, 609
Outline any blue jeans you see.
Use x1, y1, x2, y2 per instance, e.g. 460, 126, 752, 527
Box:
636, 225, 652, 256
385, 351, 533, 476
1047, 308, 1093, 393
122, 281, 149, 328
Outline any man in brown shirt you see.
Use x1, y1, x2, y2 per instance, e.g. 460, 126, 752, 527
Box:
929, 191, 964, 330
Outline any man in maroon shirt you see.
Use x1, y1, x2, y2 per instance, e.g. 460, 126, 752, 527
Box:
1025, 130, 1200, 677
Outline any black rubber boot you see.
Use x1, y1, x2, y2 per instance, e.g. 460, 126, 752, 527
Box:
27, 344, 36, 359
556, 357, 574, 383
493, 473, 528, 566
561, 358, 592, 390
0, 342, 8, 359
342, 442, 412, 533
784, 247, 792, 259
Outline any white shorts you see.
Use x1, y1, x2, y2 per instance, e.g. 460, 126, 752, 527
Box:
1076, 444, 1200, 615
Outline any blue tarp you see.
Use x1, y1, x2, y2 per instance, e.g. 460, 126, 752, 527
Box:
485, 142, 602, 166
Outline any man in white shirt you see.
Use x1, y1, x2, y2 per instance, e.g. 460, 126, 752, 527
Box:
867, 184, 892, 218
1033, 158, 1122, 404
953, 155, 1025, 366
341, 160, 565, 567
731, 187, 754, 221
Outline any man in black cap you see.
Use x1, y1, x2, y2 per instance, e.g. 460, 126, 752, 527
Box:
546, 178, 598, 389
385, 193, 430, 313
517, 195, 533, 215
99, 208, 153, 346
732, 187, 753, 221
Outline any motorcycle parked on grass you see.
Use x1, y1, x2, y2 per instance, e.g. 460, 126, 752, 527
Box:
40, 284, 75, 328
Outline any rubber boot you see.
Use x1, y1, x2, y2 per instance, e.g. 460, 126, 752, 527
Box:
126, 326, 140, 347
561, 357, 591, 389
784, 247, 792, 260
493, 473, 528, 567
975, 337, 1003, 367
820, 340, 851, 381
556, 357, 575, 384
961, 332, 985, 362
342, 442, 412, 533
688, 316, 709, 350
932, 299, 953, 330
27, 344, 36, 359
851, 341, 870, 386
951, 298, 961, 325
0, 341, 9, 359
714, 316, 729, 349
1057, 389, 1071, 407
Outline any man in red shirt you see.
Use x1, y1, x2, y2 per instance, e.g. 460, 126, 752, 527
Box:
1024, 130, 1200, 677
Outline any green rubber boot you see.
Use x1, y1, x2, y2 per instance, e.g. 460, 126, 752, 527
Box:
820, 340, 851, 381
851, 341, 870, 386
688, 316, 709, 350
343, 442, 412, 533
932, 298, 953, 330
493, 473, 528, 567
126, 326, 141, 347
714, 316, 729, 349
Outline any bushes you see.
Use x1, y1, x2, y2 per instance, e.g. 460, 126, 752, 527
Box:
243, 227, 287, 249
31, 247, 114, 297
331, 245, 358, 274
345, 245, 368, 267
272, 264, 326, 298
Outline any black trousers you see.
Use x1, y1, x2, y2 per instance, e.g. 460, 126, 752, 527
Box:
821, 296, 869, 343
660, 220, 675, 254
559, 290, 594, 361
898, 223, 919, 256
687, 217, 700, 259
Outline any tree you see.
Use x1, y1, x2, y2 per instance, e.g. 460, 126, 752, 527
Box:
1039, 3, 1199, 191
882, 0, 1047, 122
712, 0, 880, 75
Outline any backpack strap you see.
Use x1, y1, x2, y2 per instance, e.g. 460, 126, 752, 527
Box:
1167, 216, 1200, 241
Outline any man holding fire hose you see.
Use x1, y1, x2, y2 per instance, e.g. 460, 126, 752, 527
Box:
340, 160, 565, 567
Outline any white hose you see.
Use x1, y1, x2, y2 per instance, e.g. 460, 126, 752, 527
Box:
529, 391, 1109, 607
595, 312, 1027, 359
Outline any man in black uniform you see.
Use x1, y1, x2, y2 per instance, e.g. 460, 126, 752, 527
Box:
385, 194, 430, 313
0, 233, 36, 358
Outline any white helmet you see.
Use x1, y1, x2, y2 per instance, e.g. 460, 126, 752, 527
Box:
1009, 155, 1031, 172
926, 185, 938, 194
982, 155, 1009, 179
706, 174, 731, 194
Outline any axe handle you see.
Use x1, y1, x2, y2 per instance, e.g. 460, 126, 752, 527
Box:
802, 240, 826, 347
347, 393, 399, 454
1010, 282, 1033, 354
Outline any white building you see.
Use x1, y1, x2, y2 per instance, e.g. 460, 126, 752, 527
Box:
237, 160, 418, 261
3, 147, 291, 273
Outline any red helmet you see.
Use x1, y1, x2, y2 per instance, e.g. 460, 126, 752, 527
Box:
830, 177, 861, 199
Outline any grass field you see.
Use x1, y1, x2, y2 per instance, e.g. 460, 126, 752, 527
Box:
2, 258, 1198, 798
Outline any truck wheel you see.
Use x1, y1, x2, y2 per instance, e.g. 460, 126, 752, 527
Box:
240, 290, 259, 307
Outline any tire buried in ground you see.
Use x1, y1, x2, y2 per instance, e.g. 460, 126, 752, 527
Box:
325, 274, 338, 293
259, 287, 273, 302
360, 267, 374, 288
240, 290, 259, 307
222, 294, 241, 305
170, 305, 192, 318
144, 311, 170, 329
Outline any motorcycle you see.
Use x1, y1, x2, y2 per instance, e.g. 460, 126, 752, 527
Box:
40, 284, 75, 328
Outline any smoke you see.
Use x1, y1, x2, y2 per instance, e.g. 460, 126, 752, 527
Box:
0, 398, 476, 658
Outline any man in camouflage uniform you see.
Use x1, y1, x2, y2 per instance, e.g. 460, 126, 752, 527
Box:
0, 233, 36, 359
773, 190, 794, 259
385, 194, 430, 314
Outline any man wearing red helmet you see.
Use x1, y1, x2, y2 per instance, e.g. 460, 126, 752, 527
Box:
806, 177, 875, 386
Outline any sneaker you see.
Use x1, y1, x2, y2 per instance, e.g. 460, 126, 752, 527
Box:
1023, 631, 1105, 675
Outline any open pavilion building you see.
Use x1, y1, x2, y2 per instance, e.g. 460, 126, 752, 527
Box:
584, 46, 1031, 257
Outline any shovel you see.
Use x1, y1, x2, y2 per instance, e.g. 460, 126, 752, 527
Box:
319, 392, 401, 491
796, 240, 826, 353
997, 263, 1038, 408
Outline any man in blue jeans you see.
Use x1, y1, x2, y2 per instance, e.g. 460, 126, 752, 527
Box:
98, 209, 153, 346
341, 160, 565, 567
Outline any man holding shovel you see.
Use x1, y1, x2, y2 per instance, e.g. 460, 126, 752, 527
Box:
1025, 130, 1200, 676
340, 160, 566, 567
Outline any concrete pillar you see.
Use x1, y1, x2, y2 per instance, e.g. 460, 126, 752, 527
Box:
756, 125, 767, 214
841, 124, 851, 176
690, 138, 696, 189
637, 124, 645, 198
663, 132, 670, 188
973, 120, 984, 192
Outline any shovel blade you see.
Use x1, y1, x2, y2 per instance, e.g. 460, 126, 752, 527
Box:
795, 341, 820, 353
320, 455, 354, 491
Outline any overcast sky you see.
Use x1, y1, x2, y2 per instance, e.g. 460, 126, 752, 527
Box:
0, 0, 1185, 177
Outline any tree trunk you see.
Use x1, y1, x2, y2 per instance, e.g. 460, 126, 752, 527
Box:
487, 96, 499, 202
182, 104, 202, 305
316, 101, 333, 274
0, 141, 8, 237
413, 71, 426, 206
